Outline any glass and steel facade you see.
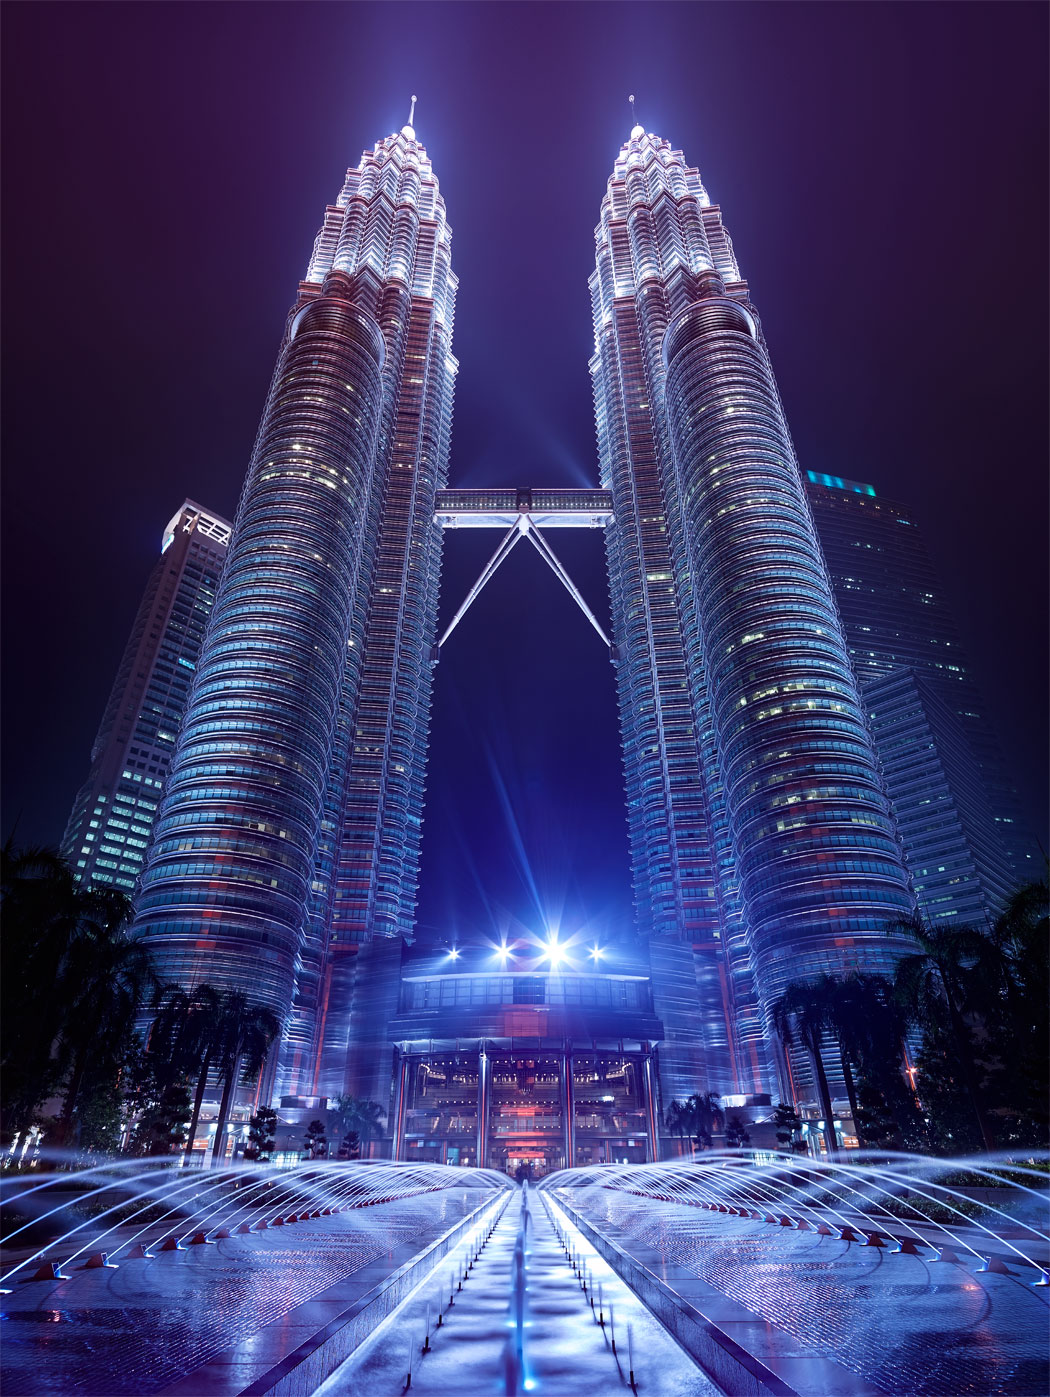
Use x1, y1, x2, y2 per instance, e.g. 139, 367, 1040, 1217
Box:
804, 472, 1039, 884
62, 502, 231, 893
133, 121, 457, 1099
370, 943, 663, 1175
590, 128, 915, 1100
863, 669, 1015, 926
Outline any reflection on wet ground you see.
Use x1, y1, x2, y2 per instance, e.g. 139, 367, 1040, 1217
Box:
564, 1187, 1050, 1397
1, 1191, 485, 1395
322, 1185, 717, 1397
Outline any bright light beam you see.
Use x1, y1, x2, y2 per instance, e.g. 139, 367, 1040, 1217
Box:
543, 936, 567, 971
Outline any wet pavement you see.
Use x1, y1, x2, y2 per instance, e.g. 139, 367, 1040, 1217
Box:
559, 1185, 1050, 1397
0, 1190, 493, 1395
321, 1184, 717, 1397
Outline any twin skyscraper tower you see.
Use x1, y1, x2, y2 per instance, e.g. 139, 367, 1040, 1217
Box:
132, 112, 915, 1106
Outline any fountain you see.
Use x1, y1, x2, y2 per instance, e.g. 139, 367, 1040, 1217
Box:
542, 1150, 1050, 1396
1, 1157, 512, 1396
0, 1154, 509, 1287
543, 1148, 1050, 1278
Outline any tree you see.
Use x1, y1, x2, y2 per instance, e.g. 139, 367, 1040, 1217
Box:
823, 973, 923, 1149
982, 879, 1049, 1139
208, 994, 282, 1163
854, 1080, 906, 1152
665, 1098, 691, 1152
0, 844, 157, 1149
128, 1084, 192, 1156
771, 1102, 807, 1154
1, 845, 106, 1138
245, 1107, 277, 1163
165, 986, 222, 1162
332, 1095, 385, 1157
337, 1129, 360, 1160
664, 1093, 722, 1154
887, 916, 1000, 1151
724, 1114, 751, 1149
53, 889, 157, 1147
689, 1092, 722, 1150
771, 977, 840, 1157
303, 1119, 327, 1160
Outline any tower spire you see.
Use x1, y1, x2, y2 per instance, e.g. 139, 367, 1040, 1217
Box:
629, 94, 643, 139
401, 95, 418, 140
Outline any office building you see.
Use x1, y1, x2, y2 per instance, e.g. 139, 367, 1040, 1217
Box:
589, 126, 915, 1101
132, 110, 457, 1100
805, 471, 1037, 883
864, 669, 1015, 925
128, 116, 921, 1143
61, 502, 230, 892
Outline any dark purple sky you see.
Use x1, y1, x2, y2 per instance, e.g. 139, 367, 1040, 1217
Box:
3, 2, 1047, 942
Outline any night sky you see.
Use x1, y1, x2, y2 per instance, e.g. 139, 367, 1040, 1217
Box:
3, 2, 1047, 946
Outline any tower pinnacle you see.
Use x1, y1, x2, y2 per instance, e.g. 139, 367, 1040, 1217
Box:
402, 94, 417, 139
629, 93, 643, 139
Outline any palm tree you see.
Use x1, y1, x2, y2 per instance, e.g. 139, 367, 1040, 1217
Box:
824, 972, 913, 1146
689, 1091, 723, 1150
987, 879, 1049, 1012
664, 1099, 691, 1154
2, 846, 157, 1147
771, 977, 840, 1158
664, 1093, 721, 1154
149, 983, 221, 1162
332, 1095, 385, 1157
887, 916, 999, 1152
1, 844, 87, 1136
55, 889, 157, 1144
147, 985, 209, 1098
208, 994, 282, 1163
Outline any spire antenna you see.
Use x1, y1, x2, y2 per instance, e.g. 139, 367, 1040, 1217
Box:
408, 94, 418, 127
628, 94, 644, 139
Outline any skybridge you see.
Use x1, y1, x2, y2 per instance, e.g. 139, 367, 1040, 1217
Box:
433, 488, 616, 656
434, 487, 614, 529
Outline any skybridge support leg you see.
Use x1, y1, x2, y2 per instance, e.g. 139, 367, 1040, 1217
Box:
434, 514, 611, 658
523, 523, 612, 649
434, 522, 524, 660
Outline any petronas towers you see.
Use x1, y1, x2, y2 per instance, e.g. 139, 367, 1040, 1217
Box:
133, 110, 913, 1107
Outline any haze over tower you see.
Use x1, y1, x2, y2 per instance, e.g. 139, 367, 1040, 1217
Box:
133, 112, 457, 1098
590, 121, 915, 1097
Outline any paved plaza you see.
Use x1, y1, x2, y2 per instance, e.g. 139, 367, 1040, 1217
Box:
3, 1167, 1048, 1396
1, 1190, 494, 1396
322, 1184, 716, 1397
558, 1183, 1050, 1397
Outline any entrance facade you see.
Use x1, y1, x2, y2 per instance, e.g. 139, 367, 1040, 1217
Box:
395, 1044, 656, 1177
365, 939, 664, 1173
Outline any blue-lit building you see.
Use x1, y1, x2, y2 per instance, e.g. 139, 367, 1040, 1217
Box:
863, 669, 1014, 926
62, 501, 231, 892
804, 471, 1038, 891
341, 936, 669, 1171
132, 111, 457, 1103
588, 126, 915, 1105
128, 115, 925, 1148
